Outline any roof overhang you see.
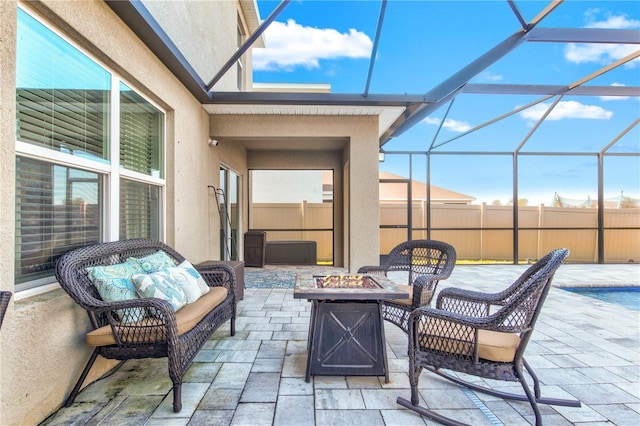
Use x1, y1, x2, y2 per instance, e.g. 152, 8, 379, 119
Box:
204, 101, 408, 140
205, 92, 427, 138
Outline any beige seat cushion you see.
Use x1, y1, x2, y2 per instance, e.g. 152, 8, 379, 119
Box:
477, 329, 520, 362
419, 320, 520, 363
87, 287, 228, 347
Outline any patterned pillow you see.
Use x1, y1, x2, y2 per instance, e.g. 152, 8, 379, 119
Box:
86, 260, 145, 323
132, 271, 187, 312
130, 250, 176, 273
178, 260, 210, 295
166, 260, 210, 303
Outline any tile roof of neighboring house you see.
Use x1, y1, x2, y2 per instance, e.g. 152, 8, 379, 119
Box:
379, 171, 476, 204
322, 170, 476, 203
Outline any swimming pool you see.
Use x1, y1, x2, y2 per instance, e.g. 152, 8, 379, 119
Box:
562, 287, 640, 311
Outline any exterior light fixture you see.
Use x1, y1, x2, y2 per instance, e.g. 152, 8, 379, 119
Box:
208, 138, 219, 146
378, 149, 385, 162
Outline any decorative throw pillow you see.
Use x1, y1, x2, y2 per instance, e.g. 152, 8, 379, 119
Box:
165, 267, 202, 304
130, 250, 176, 273
132, 270, 187, 312
176, 260, 210, 296
86, 260, 145, 323
166, 261, 209, 303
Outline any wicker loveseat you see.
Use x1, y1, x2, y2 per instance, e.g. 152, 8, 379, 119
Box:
55, 239, 236, 412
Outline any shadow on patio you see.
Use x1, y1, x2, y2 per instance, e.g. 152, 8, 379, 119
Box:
42, 264, 640, 426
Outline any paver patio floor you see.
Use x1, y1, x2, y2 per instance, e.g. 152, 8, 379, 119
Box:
42, 263, 640, 425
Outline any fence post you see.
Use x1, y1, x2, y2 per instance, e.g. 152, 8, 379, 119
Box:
302, 200, 308, 240
537, 204, 544, 260
481, 202, 486, 261
421, 200, 426, 240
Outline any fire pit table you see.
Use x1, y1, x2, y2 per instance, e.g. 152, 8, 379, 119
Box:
294, 273, 409, 382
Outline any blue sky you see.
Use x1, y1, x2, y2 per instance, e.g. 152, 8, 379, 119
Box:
253, 1, 639, 205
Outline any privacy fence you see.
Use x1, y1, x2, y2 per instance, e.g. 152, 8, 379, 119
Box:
250, 202, 639, 264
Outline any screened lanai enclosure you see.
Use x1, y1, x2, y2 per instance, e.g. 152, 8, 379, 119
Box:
59, 0, 640, 265
223, 0, 639, 264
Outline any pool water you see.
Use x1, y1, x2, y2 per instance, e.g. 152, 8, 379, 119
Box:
563, 287, 640, 311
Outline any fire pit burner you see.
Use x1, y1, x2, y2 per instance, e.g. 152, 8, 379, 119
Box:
313, 275, 381, 289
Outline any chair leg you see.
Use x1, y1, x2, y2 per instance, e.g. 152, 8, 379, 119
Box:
407, 347, 420, 405
172, 384, 182, 413
523, 358, 541, 399
230, 317, 236, 336
409, 369, 420, 406
515, 362, 543, 426
64, 349, 99, 407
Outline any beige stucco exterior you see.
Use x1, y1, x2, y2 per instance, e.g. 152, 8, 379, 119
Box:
210, 114, 381, 269
0, 1, 382, 424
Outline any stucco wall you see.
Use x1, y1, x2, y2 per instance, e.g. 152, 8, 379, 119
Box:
143, 0, 255, 91
210, 114, 381, 271
0, 1, 241, 424
0, 2, 18, 422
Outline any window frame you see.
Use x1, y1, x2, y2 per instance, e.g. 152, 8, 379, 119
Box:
15, 5, 167, 291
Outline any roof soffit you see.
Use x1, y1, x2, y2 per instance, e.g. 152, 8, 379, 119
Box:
204, 103, 406, 139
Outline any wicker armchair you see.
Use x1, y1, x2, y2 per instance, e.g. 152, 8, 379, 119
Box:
397, 248, 580, 426
358, 240, 456, 332
0, 291, 11, 330
55, 239, 236, 412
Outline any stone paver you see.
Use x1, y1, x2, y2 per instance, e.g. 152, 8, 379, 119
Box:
41, 264, 640, 426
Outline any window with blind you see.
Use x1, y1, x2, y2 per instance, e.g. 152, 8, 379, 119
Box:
15, 7, 165, 289
15, 158, 102, 284
120, 179, 160, 240
120, 82, 163, 177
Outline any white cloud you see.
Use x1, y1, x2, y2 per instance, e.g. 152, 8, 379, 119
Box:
253, 19, 372, 71
600, 82, 631, 101
564, 43, 639, 65
584, 11, 640, 29
477, 72, 504, 82
519, 100, 613, 121
424, 117, 472, 132
564, 12, 640, 66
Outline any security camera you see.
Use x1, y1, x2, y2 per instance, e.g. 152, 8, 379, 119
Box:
208, 138, 219, 146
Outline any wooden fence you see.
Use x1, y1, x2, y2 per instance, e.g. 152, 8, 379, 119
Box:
250, 202, 639, 263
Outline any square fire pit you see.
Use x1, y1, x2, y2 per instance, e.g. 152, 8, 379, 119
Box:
294, 273, 409, 382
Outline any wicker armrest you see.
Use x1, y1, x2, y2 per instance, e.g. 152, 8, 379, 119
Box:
196, 263, 236, 300
90, 297, 180, 346
413, 304, 524, 333
436, 287, 498, 316
410, 306, 489, 329
408, 307, 482, 358
437, 286, 496, 302
410, 275, 442, 306
94, 297, 174, 321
